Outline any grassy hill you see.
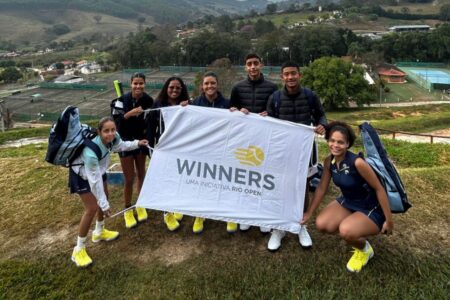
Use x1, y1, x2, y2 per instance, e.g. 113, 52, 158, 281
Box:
0, 105, 449, 298
0, 9, 149, 46
0, 0, 269, 46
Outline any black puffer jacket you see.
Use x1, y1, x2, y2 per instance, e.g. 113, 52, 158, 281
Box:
230, 74, 277, 113
266, 87, 327, 126
115, 92, 154, 141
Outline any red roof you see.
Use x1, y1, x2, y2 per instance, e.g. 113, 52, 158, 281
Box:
378, 68, 406, 77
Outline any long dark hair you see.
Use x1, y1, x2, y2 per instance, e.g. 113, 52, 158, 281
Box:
156, 76, 189, 106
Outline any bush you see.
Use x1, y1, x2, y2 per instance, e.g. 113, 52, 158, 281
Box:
51, 24, 71, 35
384, 86, 391, 93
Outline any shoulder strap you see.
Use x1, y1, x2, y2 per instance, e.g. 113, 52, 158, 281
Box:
83, 139, 103, 161
272, 90, 281, 118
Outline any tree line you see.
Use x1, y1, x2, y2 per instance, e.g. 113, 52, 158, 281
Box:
109, 23, 450, 68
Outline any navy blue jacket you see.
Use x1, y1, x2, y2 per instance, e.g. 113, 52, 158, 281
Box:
192, 92, 230, 109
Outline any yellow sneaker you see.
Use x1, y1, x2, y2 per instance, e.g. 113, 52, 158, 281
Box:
164, 213, 180, 231
174, 212, 183, 221
346, 243, 374, 273
92, 228, 119, 243
226, 222, 238, 233
136, 207, 148, 222
124, 209, 137, 229
71, 247, 92, 268
193, 217, 204, 234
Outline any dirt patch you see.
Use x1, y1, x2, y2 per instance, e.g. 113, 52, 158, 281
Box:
0, 137, 47, 148
392, 112, 406, 118
13, 122, 51, 129
129, 235, 205, 266
0, 225, 77, 260
428, 128, 450, 137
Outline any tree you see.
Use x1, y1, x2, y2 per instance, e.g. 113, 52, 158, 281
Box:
254, 19, 276, 36
301, 57, 374, 109
93, 15, 102, 24
266, 3, 277, 14
214, 15, 234, 33
55, 62, 65, 69
51, 24, 70, 35
307, 15, 316, 23
0, 67, 22, 83
401, 7, 410, 14
137, 16, 146, 30
440, 4, 450, 21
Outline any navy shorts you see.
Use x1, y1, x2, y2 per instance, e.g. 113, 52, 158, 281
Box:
336, 195, 386, 231
69, 169, 107, 194
118, 146, 149, 158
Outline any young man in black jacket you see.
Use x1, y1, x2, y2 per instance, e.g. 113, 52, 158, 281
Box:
265, 61, 327, 251
230, 53, 278, 114
230, 53, 278, 232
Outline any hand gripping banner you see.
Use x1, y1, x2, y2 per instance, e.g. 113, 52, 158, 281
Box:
137, 106, 314, 233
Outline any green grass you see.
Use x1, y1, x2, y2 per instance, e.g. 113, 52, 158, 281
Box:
0, 127, 50, 145
328, 104, 450, 133
383, 82, 443, 103
1, 107, 450, 298
241, 11, 322, 27
0, 142, 449, 298
381, 3, 442, 15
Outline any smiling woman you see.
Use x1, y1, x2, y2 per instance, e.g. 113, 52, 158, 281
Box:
114, 72, 154, 229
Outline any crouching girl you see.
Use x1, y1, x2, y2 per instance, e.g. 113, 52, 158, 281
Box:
301, 121, 393, 273
69, 117, 148, 267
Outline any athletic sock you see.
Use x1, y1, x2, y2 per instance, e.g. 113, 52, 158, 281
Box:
362, 240, 370, 252
76, 236, 87, 250
94, 220, 105, 235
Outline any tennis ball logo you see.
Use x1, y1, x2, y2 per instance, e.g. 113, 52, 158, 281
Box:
234, 146, 265, 167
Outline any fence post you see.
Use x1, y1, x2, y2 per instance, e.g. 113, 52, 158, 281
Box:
430, 136, 433, 144
392, 132, 396, 140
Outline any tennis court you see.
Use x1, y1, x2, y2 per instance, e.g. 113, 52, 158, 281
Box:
398, 65, 450, 91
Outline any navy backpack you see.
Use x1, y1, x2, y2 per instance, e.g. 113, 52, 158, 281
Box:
359, 122, 411, 213
45, 106, 103, 167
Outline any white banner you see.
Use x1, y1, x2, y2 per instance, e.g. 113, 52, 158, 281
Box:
137, 106, 314, 233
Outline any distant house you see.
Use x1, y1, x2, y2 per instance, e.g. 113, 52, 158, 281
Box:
76, 60, 88, 67
378, 68, 407, 83
80, 63, 102, 74
388, 25, 431, 33
62, 60, 74, 69
177, 29, 196, 39
54, 75, 84, 84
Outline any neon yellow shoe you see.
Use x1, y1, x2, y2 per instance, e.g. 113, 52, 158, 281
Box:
136, 207, 148, 222
92, 229, 119, 243
174, 213, 183, 221
346, 243, 374, 273
164, 213, 180, 231
226, 222, 238, 233
71, 247, 92, 268
193, 217, 204, 234
124, 209, 137, 229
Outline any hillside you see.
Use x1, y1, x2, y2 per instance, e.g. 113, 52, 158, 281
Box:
0, 0, 269, 25
0, 9, 147, 45
0, 0, 269, 45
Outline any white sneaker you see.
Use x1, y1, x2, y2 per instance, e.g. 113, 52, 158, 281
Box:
239, 224, 251, 231
260, 226, 271, 234
267, 229, 286, 252
298, 225, 312, 248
